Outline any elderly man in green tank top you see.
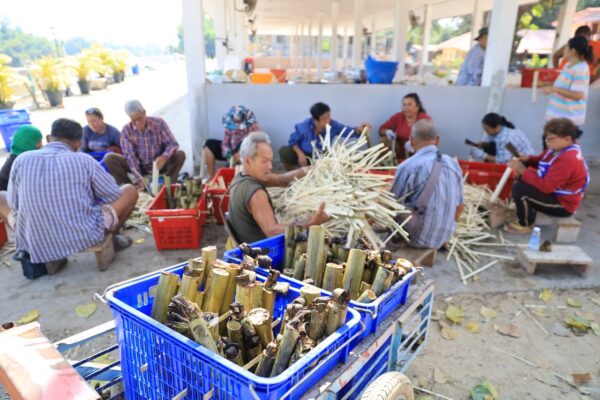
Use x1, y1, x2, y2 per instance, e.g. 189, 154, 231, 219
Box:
228, 131, 330, 244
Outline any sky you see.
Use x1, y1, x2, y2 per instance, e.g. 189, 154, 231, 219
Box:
1, 0, 182, 47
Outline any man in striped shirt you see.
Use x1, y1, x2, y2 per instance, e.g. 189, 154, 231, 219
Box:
390, 120, 464, 249
0, 119, 138, 275
104, 99, 186, 188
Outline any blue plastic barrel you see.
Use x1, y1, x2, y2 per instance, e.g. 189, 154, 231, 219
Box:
0, 109, 31, 152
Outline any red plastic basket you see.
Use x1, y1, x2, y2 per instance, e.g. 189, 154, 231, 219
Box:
146, 184, 208, 250
459, 160, 514, 201
0, 221, 7, 248
521, 68, 560, 88
206, 168, 236, 225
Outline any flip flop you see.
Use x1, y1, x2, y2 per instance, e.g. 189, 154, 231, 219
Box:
113, 234, 133, 251
504, 222, 533, 234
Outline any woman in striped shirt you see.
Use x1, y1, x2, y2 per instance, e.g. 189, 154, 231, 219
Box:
543, 36, 593, 129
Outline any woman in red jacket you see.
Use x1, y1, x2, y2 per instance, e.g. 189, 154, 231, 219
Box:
507, 118, 589, 233
379, 93, 431, 160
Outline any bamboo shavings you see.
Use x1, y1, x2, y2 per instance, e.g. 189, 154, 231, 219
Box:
271, 131, 410, 249
124, 191, 153, 233
446, 184, 514, 284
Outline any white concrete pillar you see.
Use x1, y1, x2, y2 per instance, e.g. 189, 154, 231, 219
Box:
331, 1, 340, 70
181, 0, 208, 174
290, 30, 296, 69
307, 20, 312, 78
299, 23, 305, 75
369, 19, 376, 56
392, 0, 409, 79
553, 0, 578, 63
481, 0, 519, 87
213, 0, 226, 71
342, 26, 349, 69
352, 0, 364, 68
317, 11, 324, 80
419, 4, 433, 77
470, 0, 484, 42
235, 8, 246, 58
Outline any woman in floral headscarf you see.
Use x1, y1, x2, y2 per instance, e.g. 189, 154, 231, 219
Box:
203, 105, 260, 179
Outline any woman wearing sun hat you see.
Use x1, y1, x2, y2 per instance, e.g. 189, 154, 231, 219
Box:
0, 125, 43, 191
203, 105, 260, 179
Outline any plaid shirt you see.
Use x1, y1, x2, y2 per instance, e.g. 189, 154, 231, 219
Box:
390, 145, 464, 248
8, 142, 121, 263
471, 126, 535, 163
120, 116, 179, 177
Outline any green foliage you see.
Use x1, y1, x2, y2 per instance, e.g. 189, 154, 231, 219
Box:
408, 15, 472, 46
68, 49, 102, 81
177, 15, 216, 57
0, 20, 53, 67
524, 53, 549, 68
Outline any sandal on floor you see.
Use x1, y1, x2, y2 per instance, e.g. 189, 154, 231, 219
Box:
504, 222, 533, 234
113, 234, 133, 251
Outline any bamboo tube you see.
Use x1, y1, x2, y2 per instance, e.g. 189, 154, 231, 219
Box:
325, 289, 350, 336
293, 254, 307, 280
305, 226, 327, 286
308, 302, 328, 341
200, 246, 217, 287
284, 225, 296, 271
293, 241, 308, 267
203, 312, 220, 341
361, 267, 373, 285
283, 268, 295, 277
187, 257, 204, 275
255, 343, 278, 377
323, 263, 344, 292
261, 288, 275, 317
218, 338, 244, 367
177, 274, 200, 302
237, 281, 263, 312
300, 285, 321, 306
337, 247, 350, 264
247, 308, 274, 348
270, 323, 300, 376
202, 268, 229, 313
227, 320, 246, 362
244, 334, 263, 361
371, 266, 393, 296
150, 272, 180, 323
190, 317, 219, 353
357, 290, 377, 303
342, 249, 367, 299
219, 263, 242, 315
290, 333, 316, 365
360, 281, 372, 293
194, 291, 204, 308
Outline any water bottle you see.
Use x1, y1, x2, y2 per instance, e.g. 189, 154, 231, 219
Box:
529, 227, 541, 251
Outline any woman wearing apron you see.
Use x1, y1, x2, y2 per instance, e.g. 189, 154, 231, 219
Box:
506, 118, 589, 233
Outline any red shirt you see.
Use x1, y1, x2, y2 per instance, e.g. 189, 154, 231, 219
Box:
379, 112, 432, 141
522, 148, 588, 213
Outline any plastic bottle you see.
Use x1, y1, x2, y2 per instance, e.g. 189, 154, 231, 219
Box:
529, 227, 541, 251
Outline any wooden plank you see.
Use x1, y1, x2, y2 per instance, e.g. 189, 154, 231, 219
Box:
516, 245, 591, 277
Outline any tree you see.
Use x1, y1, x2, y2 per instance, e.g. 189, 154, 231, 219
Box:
64, 37, 92, 55
177, 15, 216, 58
0, 19, 53, 67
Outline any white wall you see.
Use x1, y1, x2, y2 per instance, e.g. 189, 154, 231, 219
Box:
204, 84, 600, 163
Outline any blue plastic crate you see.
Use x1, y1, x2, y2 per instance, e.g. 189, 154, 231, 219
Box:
106, 262, 363, 400
364, 56, 398, 84
0, 110, 30, 152
224, 234, 416, 339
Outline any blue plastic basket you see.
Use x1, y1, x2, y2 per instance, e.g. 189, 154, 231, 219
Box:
0, 109, 31, 152
106, 262, 363, 400
223, 234, 416, 339
364, 56, 398, 84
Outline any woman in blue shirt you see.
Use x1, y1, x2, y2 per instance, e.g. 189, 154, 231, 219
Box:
81, 107, 122, 154
279, 102, 370, 170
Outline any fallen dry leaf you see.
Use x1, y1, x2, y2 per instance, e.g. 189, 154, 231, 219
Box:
445, 305, 465, 324
465, 321, 481, 333
550, 323, 571, 337
572, 373, 591, 385
434, 367, 449, 384
441, 325, 458, 340
17, 310, 39, 324
75, 302, 97, 319
565, 315, 591, 335
470, 381, 499, 400
134, 238, 145, 244
480, 306, 497, 320
430, 309, 443, 321
539, 289, 552, 303
567, 298, 583, 308
494, 323, 520, 338
531, 308, 548, 318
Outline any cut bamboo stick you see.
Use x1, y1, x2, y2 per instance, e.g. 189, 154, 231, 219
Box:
190, 317, 219, 353
326, 290, 349, 336
227, 319, 246, 361
177, 273, 200, 302
293, 253, 307, 280
284, 225, 296, 271
219, 263, 242, 316
202, 268, 229, 313
323, 263, 344, 292
305, 226, 327, 287
236, 279, 263, 312
200, 246, 217, 288
360, 281, 372, 293
270, 322, 300, 376
342, 249, 367, 300
255, 343, 278, 377
247, 308, 274, 349
300, 285, 321, 306
357, 290, 377, 303
308, 302, 328, 341
151, 272, 180, 323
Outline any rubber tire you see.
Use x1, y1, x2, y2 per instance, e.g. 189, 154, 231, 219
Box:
360, 372, 414, 400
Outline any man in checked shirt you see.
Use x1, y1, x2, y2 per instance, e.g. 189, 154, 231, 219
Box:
104, 100, 186, 188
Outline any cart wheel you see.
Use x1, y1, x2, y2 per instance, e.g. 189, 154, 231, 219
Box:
360, 372, 414, 400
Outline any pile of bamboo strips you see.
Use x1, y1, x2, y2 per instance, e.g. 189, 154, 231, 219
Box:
242, 225, 415, 303
166, 177, 204, 209
447, 184, 515, 284
124, 191, 153, 233
270, 131, 410, 249
150, 245, 352, 376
